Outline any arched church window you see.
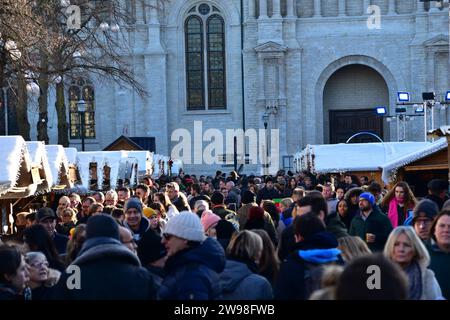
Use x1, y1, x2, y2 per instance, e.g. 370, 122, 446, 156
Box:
185, 3, 226, 110
68, 78, 96, 139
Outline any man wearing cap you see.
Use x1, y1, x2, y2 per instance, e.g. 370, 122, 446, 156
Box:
36, 208, 69, 254
425, 179, 449, 210
52, 214, 157, 300
412, 199, 439, 243
256, 177, 281, 205
159, 211, 226, 300
123, 198, 150, 242
349, 192, 393, 251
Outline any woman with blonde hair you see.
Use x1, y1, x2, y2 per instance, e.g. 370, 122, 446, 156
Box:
338, 236, 371, 263
380, 181, 417, 228
219, 230, 273, 299
65, 224, 87, 266
384, 226, 442, 300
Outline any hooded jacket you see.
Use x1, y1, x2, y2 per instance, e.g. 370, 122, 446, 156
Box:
219, 259, 273, 300
274, 231, 342, 300
52, 237, 156, 300
159, 237, 226, 300
123, 216, 151, 242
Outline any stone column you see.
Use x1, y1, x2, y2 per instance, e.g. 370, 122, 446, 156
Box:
259, 0, 268, 18
363, 0, 370, 15
313, 0, 321, 17
388, 0, 396, 15
248, 0, 256, 20
278, 58, 286, 100
272, 0, 281, 18
338, 0, 346, 16
416, 0, 425, 12
258, 56, 266, 100
136, 0, 145, 23
286, 0, 295, 17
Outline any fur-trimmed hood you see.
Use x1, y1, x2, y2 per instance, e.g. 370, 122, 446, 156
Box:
71, 237, 141, 267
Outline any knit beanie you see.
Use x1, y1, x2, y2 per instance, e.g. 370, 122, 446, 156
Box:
200, 210, 221, 232
124, 198, 143, 214
248, 206, 265, 221
86, 214, 120, 240
137, 229, 167, 265
359, 192, 375, 206
163, 211, 206, 242
143, 207, 157, 219
211, 191, 225, 205
413, 199, 439, 223
241, 190, 256, 205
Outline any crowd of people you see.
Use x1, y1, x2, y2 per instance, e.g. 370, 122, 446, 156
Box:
0, 170, 449, 300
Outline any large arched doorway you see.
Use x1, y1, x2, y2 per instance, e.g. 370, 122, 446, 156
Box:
323, 64, 389, 144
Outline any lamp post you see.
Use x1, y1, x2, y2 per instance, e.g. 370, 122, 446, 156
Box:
77, 99, 86, 151
262, 113, 269, 176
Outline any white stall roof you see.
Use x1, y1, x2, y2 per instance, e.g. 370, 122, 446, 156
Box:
26, 141, 54, 188
0, 136, 34, 197
45, 145, 69, 186
64, 148, 78, 165
301, 141, 431, 174
381, 138, 447, 183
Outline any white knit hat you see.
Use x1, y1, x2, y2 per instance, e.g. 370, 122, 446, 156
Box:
163, 211, 206, 242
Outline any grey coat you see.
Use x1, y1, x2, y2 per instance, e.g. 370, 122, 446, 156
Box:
219, 259, 273, 300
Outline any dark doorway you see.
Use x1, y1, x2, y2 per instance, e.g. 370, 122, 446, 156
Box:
329, 109, 383, 144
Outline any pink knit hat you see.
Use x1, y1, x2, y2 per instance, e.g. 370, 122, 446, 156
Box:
200, 210, 221, 232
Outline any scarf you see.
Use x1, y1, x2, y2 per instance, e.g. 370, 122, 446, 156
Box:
388, 197, 405, 228
405, 261, 422, 300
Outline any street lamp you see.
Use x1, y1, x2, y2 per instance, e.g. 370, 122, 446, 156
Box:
77, 99, 86, 151
262, 113, 269, 176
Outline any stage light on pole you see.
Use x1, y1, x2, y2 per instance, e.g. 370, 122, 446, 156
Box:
397, 92, 410, 102
414, 104, 424, 113
375, 106, 386, 115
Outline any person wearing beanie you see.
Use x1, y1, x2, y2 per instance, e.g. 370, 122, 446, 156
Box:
210, 191, 240, 231
137, 229, 167, 292
201, 210, 221, 234
425, 179, 449, 210
412, 199, 439, 242
256, 176, 281, 205
201, 210, 236, 251
159, 211, 226, 300
274, 212, 342, 300
244, 206, 278, 246
123, 198, 150, 242
349, 192, 393, 252
52, 214, 157, 300
237, 190, 274, 231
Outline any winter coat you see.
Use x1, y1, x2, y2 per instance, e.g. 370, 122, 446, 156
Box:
274, 231, 342, 300
52, 237, 157, 300
349, 206, 393, 252
324, 213, 349, 239
424, 194, 448, 211
244, 219, 278, 246
172, 196, 190, 212
53, 232, 69, 255
426, 241, 450, 299
219, 259, 273, 300
419, 267, 443, 300
0, 285, 22, 300
123, 216, 151, 242
256, 187, 281, 205
159, 237, 226, 300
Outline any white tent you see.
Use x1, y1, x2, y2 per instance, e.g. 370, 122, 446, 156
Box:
297, 141, 431, 174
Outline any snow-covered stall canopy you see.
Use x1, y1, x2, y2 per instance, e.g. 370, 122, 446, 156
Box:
26, 141, 53, 192
0, 136, 36, 199
171, 159, 184, 176
298, 142, 431, 174
152, 154, 171, 177
126, 150, 153, 177
76, 151, 138, 190
381, 138, 447, 184
64, 148, 77, 166
45, 145, 73, 189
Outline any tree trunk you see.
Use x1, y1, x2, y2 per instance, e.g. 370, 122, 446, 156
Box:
37, 55, 49, 144
16, 73, 31, 140
55, 79, 69, 146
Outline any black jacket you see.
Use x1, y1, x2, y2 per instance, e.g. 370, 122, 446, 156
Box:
53, 232, 69, 255
159, 237, 226, 300
274, 232, 341, 300
424, 194, 448, 211
52, 237, 157, 300
244, 219, 278, 246
172, 196, 190, 212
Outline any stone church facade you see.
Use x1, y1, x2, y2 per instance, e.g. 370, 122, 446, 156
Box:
32, 0, 449, 174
